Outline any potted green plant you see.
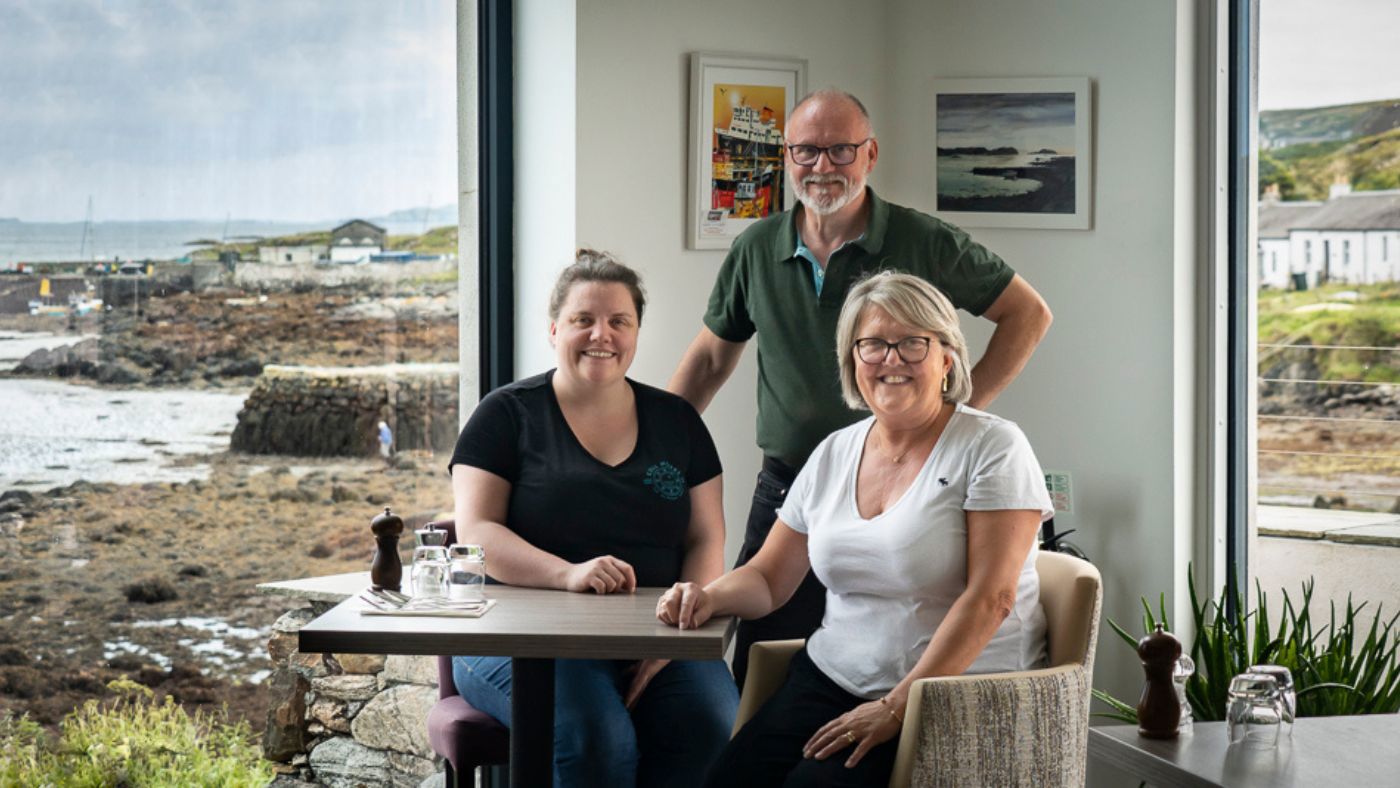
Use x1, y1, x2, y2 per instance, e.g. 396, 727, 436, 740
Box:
1094, 572, 1400, 723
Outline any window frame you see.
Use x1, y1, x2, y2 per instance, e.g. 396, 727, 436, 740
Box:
477, 0, 514, 397
1224, 0, 1259, 613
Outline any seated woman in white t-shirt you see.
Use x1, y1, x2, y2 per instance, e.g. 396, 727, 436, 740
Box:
656, 271, 1053, 788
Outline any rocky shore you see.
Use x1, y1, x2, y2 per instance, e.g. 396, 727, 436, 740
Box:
5, 286, 458, 389
1258, 355, 1400, 512
0, 450, 452, 732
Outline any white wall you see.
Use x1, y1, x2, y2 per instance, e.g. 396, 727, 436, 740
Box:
515, 0, 577, 376
878, 0, 1204, 706
529, 0, 1208, 729
1259, 238, 1290, 289
572, 0, 889, 571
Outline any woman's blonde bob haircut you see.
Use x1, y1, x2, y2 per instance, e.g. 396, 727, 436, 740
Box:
835, 271, 973, 409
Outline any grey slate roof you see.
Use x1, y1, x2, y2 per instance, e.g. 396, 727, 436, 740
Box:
1258, 200, 1322, 238
1293, 190, 1400, 232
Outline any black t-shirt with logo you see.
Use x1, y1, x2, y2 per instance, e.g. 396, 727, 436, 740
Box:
448, 370, 722, 587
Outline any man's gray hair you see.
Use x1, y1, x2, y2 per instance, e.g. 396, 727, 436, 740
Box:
791, 88, 872, 131
834, 271, 973, 409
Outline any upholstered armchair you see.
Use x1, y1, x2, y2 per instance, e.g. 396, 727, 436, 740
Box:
735, 551, 1102, 788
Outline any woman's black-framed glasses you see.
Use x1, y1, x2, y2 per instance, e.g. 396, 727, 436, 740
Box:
853, 336, 933, 365
786, 138, 872, 166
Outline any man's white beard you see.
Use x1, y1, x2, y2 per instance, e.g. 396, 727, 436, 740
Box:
791, 172, 863, 217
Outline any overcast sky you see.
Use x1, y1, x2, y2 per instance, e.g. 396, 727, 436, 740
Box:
0, 1, 456, 222
2, 1, 1393, 221
1259, 0, 1400, 111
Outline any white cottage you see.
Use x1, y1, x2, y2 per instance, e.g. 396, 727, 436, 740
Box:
329, 220, 387, 264
1257, 184, 1400, 289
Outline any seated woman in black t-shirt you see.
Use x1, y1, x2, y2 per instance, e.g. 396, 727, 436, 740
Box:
448, 250, 738, 788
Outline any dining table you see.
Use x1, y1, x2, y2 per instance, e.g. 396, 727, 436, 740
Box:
1088, 714, 1400, 787
295, 575, 734, 788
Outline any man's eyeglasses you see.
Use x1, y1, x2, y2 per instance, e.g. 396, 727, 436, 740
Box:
786, 138, 872, 166
853, 336, 934, 365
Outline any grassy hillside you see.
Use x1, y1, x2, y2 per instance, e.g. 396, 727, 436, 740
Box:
1258, 282, 1400, 383
1260, 126, 1400, 200
190, 226, 457, 261
1261, 99, 1400, 148
1259, 98, 1400, 200
388, 224, 457, 254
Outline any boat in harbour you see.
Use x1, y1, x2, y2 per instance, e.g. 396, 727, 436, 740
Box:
715, 104, 784, 158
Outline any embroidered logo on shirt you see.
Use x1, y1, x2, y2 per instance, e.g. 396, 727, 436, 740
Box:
643, 462, 685, 501
938, 477, 950, 487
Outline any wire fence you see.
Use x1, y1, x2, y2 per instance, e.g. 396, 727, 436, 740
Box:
1257, 342, 1399, 504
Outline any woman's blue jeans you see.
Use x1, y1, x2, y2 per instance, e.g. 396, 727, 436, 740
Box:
452, 655, 738, 788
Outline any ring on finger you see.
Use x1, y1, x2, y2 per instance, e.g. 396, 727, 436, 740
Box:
844, 731, 856, 744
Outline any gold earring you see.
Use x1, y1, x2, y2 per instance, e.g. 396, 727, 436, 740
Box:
942, 375, 949, 393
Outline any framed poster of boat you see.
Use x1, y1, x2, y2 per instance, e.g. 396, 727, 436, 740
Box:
688, 53, 806, 250
931, 77, 1093, 230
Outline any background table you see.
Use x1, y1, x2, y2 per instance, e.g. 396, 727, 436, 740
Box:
1089, 714, 1400, 787
297, 581, 733, 788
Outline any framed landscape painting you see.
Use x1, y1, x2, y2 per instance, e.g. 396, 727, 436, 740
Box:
932, 77, 1093, 230
688, 53, 806, 250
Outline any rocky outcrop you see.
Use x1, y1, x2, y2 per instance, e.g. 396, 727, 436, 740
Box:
232, 364, 458, 456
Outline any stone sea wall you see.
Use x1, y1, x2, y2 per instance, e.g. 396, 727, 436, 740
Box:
233, 364, 459, 457
233, 259, 456, 290
264, 606, 443, 788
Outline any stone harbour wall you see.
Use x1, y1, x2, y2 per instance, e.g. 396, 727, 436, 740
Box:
264, 605, 444, 788
233, 259, 456, 290
232, 364, 459, 457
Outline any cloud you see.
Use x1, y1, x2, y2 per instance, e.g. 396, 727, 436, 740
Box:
0, 0, 457, 220
1259, 0, 1400, 110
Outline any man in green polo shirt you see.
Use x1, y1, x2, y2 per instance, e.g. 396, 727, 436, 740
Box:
669, 89, 1052, 686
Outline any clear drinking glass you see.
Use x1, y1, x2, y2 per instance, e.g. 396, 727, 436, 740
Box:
448, 544, 487, 602
1174, 654, 1196, 733
1227, 673, 1283, 749
411, 545, 450, 599
1247, 664, 1296, 737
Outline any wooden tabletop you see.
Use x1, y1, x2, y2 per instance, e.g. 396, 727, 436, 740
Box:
1089, 714, 1400, 788
297, 584, 734, 661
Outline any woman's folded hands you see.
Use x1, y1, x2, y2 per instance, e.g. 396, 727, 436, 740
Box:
562, 555, 637, 594
655, 581, 714, 630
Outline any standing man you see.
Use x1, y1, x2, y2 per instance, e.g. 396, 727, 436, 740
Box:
669, 89, 1053, 686
377, 420, 394, 466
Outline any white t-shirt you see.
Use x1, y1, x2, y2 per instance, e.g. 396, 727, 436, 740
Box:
777, 405, 1053, 699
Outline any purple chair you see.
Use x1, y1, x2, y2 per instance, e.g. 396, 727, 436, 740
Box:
423, 520, 509, 788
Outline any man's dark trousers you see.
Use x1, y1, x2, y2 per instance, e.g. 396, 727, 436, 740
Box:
730, 457, 827, 689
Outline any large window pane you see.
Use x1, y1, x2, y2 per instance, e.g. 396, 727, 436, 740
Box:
0, 0, 459, 739
1254, 0, 1400, 621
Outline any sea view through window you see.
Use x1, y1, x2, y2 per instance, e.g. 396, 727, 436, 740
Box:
0, 1, 462, 772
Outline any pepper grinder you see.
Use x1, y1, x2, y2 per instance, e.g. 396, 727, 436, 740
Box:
369, 507, 404, 591
1137, 623, 1183, 739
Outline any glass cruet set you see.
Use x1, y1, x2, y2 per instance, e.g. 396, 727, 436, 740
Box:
410, 523, 486, 602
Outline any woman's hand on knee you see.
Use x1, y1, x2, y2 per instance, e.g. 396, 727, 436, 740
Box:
803, 700, 902, 768
562, 556, 637, 594
655, 582, 713, 630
